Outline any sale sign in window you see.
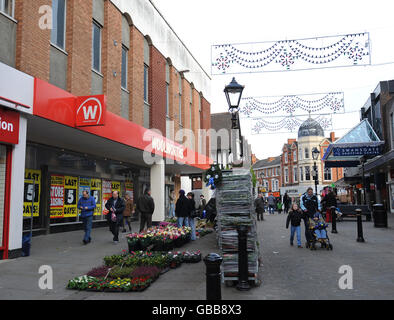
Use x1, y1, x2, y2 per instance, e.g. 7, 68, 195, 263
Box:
23, 169, 41, 217
64, 176, 78, 218
90, 178, 102, 216
50, 175, 65, 218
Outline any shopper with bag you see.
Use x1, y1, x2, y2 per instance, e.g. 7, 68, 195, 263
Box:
105, 191, 125, 244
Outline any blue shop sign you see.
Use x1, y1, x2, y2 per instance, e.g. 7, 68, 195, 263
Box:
332, 146, 381, 157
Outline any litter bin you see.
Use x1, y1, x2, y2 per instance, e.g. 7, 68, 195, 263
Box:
21, 233, 31, 257
372, 204, 387, 228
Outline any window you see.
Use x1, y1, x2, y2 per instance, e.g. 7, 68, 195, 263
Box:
293, 150, 297, 162
51, 0, 67, 49
178, 75, 182, 125
144, 64, 149, 103
121, 46, 128, 89
299, 148, 302, 160
305, 166, 311, 180
92, 21, 102, 72
284, 152, 288, 163
284, 168, 289, 183
165, 63, 170, 117
300, 167, 304, 181
324, 168, 332, 181
0, 0, 14, 16
190, 87, 193, 129
293, 167, 298, 182
305, 148, 309, 159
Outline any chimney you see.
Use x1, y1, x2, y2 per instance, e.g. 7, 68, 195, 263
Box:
330, 132, 335, 142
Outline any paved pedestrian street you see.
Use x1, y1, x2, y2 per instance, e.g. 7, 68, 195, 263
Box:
0, 214, 393, 300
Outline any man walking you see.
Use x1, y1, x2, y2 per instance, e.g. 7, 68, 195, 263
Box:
175, 190, 190, 227
300, 187, 321, 243
198, 194, 207, 218
254, 193, 265, 221
283, 192, 291, 214
78, 190, 96, 245
137, 187, 155, 232
267, 193, 276, 214
105, 191, 125, 244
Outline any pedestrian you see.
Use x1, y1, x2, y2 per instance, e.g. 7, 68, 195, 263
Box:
136, 187, 155, 232
283, 192, 291, 214
286, 203, 305, 248
205, 197, 217, 224
187, 192, 197, 241
175, 190, 190, 227
277, 199, 283, 214
77, 190, 96, 245
105, 191, 125, 244
267, 194, 276, 214
198, 194, 207, 218
168, 189, 175, 218
254, 193, 265, 221
122, 192, 134, 233
300, 187, 321, 244
321, 188, 337, 221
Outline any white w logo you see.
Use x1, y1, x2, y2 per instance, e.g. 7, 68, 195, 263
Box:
83, 105, 98, 120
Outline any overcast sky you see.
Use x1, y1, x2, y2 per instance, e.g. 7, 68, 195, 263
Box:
152, 0, 394, 160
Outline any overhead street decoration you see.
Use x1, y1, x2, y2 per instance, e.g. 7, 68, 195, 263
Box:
211, 32, 370, 75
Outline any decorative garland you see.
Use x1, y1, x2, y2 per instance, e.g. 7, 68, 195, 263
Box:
251, 114, 333, 135
240, 92, 344, 117
211, 32, 370, 74
204, 164, 223, 190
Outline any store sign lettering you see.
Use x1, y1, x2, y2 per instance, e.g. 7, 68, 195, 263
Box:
0, 107, 19, 144
333, 146, 381, 157
151, 136, 184, 160
75, 95, 106, 127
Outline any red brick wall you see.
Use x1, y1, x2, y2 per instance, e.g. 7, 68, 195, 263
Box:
201, 96, 211, 156
149, 46, 166, 135
102, 1, 122, 115
66, 0, 92, 95
129, 26, 144, 126
15, 0, 51, 81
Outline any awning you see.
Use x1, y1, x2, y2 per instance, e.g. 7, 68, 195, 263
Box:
322, 119, 384, 168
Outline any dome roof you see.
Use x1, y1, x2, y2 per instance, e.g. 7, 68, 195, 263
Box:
298, 118, 324, 138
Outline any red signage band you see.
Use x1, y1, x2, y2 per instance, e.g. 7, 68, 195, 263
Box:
0, 107, 20, 145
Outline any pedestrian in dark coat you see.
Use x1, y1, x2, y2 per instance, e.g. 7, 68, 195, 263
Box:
136, 187, 155, 232
187, 192, 197, 240
254, 193, 265, 221
105, 191, 125, 243
283, 193, 291, 214
78, 190, 96, 245
122, 192, 134, 233
175, 190, 190, 227
205, 198, 217, 223
321, 189, 337, 214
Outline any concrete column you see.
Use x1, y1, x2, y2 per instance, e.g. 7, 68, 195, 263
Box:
150, 158, 165, 222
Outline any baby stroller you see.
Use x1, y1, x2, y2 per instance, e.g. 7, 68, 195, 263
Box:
305, 214, 333, 251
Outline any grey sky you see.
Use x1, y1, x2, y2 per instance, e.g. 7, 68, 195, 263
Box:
152, 0, 394, 160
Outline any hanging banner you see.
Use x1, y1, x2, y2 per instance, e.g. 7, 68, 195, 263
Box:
125, 180, 134, 202
90, 178, 102, 216
102, 179, 112, 215
64, 176, 78, 218
211, 32, 370, 75
23, 169, 41, 217
50, 175, 65, 218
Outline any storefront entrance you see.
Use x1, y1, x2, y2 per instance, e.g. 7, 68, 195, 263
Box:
0, 144, 12, 259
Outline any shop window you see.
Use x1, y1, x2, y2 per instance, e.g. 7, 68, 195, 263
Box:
0, 0, 14, 17
92, 21, 102, 73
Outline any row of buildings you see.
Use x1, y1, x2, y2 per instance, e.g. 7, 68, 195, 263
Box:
0, 0, 252, 259
252, 118, 344, 200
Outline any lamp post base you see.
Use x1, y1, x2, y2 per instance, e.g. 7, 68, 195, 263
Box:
236, 280, 251, 291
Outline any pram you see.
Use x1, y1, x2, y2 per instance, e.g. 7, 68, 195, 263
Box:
305, 215, 333, 251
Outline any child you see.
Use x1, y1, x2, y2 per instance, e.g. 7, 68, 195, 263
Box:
286, 203, 304, 248
309, 212, 328, 243
277, 200, 283, 214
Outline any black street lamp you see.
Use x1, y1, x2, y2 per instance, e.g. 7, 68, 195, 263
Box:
312, 147, 320, 195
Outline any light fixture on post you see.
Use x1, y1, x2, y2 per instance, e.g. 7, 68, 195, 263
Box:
312, 147, 320, 195
224, 77, 244, 116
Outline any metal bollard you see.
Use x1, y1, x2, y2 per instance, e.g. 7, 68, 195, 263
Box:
330, 206, 338, 234
356, 209, 365, 242
236, 225, 251, 291
203, 253, 223, 300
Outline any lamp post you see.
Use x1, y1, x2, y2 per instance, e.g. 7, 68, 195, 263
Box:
224, 78, 245, 161
312, 147, 320, 195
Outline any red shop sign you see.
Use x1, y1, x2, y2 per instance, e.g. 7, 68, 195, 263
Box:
75, 95, 106, 127
0, 107, 19, 144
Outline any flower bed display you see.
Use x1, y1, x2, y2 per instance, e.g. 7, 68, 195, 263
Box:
126, 226, 192, 252
66, 250, 202, 293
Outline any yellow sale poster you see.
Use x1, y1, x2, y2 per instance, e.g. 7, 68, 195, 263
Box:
102, 179, 112, 215
90, 178, 102, 216
23, 169, 41, 217
112, 181, 121, 195
64, 176, 78, 218
125, 180, 134, 201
